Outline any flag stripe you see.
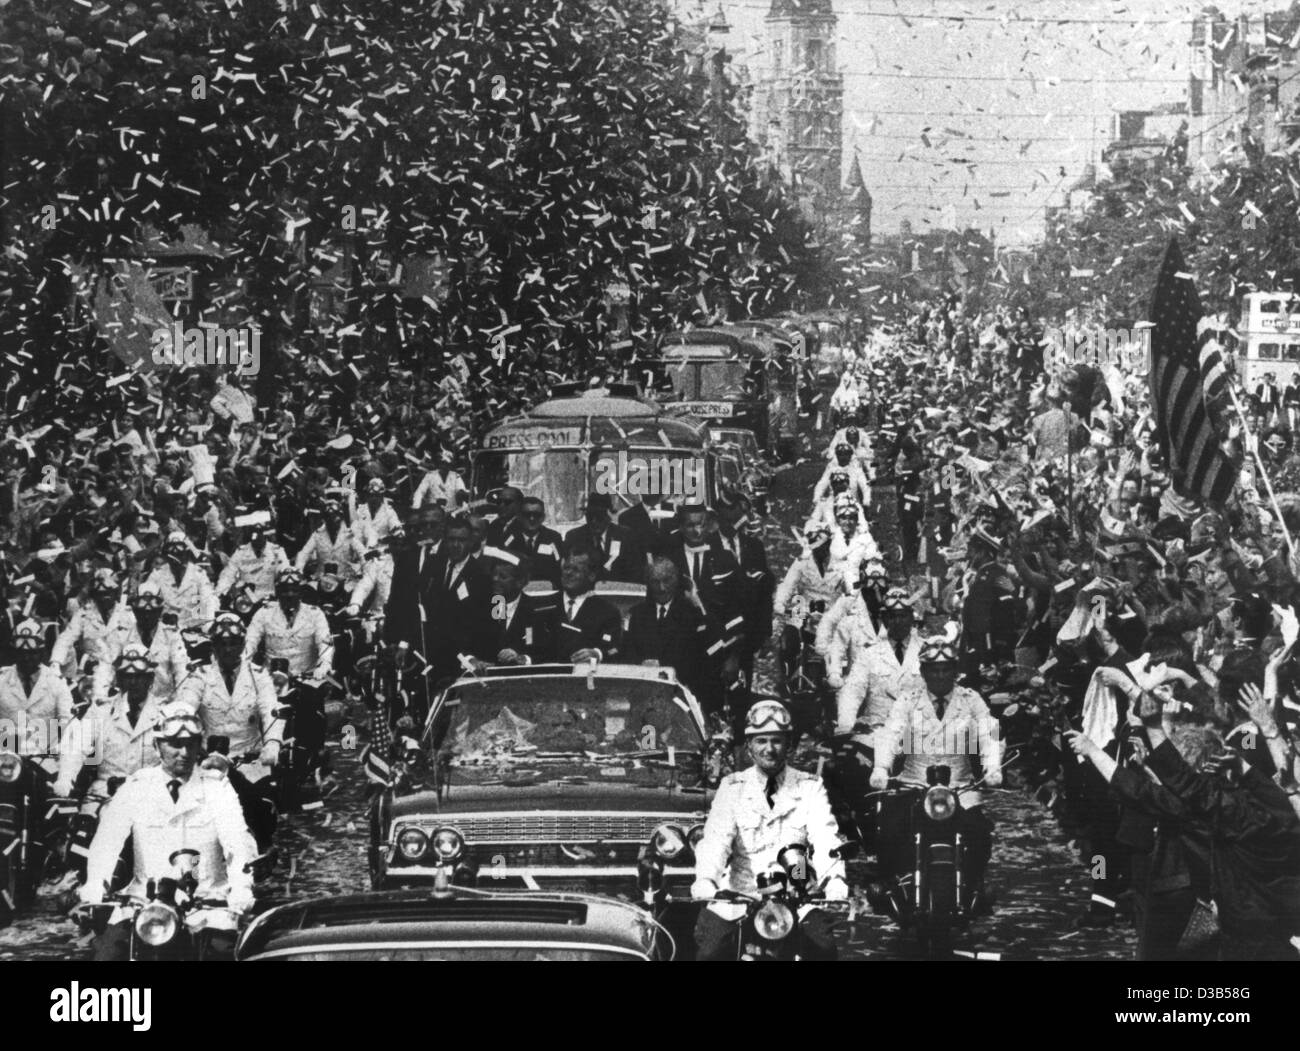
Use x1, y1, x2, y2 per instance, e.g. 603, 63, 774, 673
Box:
1148, 241, 1238, 507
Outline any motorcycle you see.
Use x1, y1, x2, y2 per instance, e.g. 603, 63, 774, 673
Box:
781, 599, 831, 736
265, 664, 326, 814
61, 778, 128, 883
0, 750, 60, 924
72, 849, 263, 961
865, 758, 1012, 960
201, 735, 280, 857
637, 832, 857, 961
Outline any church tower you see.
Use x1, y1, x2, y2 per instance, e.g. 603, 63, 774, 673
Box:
754, 0, 845, 234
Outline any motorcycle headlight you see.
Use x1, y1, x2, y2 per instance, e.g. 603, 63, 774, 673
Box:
649, 822, 687, 861
924, 785, 957, 822
135, 902, 179, 947
430, 827, 464, 863
396, 827, 428, 861
753, 900, 795, 941
0, 751, 21, 784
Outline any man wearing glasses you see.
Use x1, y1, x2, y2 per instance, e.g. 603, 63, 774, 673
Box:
499, 496, 563, 591
691, 699, 849, 960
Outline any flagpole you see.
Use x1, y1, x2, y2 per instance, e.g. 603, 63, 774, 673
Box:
1226, 383, 1295, 560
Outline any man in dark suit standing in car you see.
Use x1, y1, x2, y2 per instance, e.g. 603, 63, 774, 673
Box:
622, 557, 710, 696
472, 551, 559, 667
555, 546, 623, 662
563, 492, 644, 584
500, 496, 564, 591
383, 506, 443, 662
425, 516, 494, 682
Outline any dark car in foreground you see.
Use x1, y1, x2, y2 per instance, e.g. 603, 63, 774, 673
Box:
235, 886, 673, 961
368, 662, 717, 957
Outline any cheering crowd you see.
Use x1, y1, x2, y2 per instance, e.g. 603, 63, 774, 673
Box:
825, 294, 1300, 961
3, 280, 1300, 961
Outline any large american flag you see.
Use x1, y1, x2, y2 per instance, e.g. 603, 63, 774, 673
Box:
1148, 241, 1238, 507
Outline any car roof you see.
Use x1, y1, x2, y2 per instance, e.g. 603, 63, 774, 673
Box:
237, 888, 657, 960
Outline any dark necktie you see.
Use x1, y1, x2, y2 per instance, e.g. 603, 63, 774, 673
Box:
167, 779, 181, 804
894, 640, 905, 665
658, 604, 667, 622
765, 775, 778, 809
445, 561, 455, 590
691, 550, 702, 582
566, 597, 577, 621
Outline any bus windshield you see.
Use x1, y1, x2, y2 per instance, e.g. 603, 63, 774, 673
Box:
473, 449, 590, 524
659, 359, 754, 401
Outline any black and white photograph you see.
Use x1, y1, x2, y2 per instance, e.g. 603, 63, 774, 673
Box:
0, 0, 1297, 1008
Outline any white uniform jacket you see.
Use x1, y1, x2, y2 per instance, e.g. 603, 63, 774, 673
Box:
351, 500, 403, 550
832, 632, 925, 734
176, 660, 283, 756
144, 563, 218, 632
349, 552, 394, 615
815, 592, 878, 659
874, 684, 1002, 808
694, 764, 846, 917
85, 766, 256, 914
773, 553, 844, 629
51, 601, 137, 678
0, 664, 76, 781
217, 542, 290, 602
411, 469, 467, 510
295, 526, 366, 589
94, 620, 191, 705
828, 526, 878, 586
243, 603, 333, 680
58, 691, 165, 798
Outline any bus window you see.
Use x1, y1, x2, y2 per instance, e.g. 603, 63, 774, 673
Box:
666, 361, 696, 401
1259, 343, 1282, 360
1260, 300, 1282, 313
698, 361, 750, 400
1286, 344, 1300, 362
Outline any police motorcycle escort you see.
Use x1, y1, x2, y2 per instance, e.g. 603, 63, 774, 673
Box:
866, 637, 1007, 959
53, 643, 171, 883
773, 524, 843, 736
176, 613, 285, 853
241, 567, 335, 807
71, 703, 261, 960
0, 621, 76, 925
686, 700, 856, 960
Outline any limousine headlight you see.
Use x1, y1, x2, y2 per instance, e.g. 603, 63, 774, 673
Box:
397, 828, 429, 861
650, 822, 688, 861
0, 751, 21, 784
431, 827, 464, 863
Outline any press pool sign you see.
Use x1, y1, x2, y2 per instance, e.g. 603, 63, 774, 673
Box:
1043, 326, 1150, 370
150, 322, 261, 376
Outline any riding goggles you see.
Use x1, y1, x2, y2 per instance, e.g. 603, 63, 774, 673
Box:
744, 700, 793, 736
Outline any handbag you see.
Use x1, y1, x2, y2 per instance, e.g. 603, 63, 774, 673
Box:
1175, 898, 1219, 955
1176, 846, 1220, 955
